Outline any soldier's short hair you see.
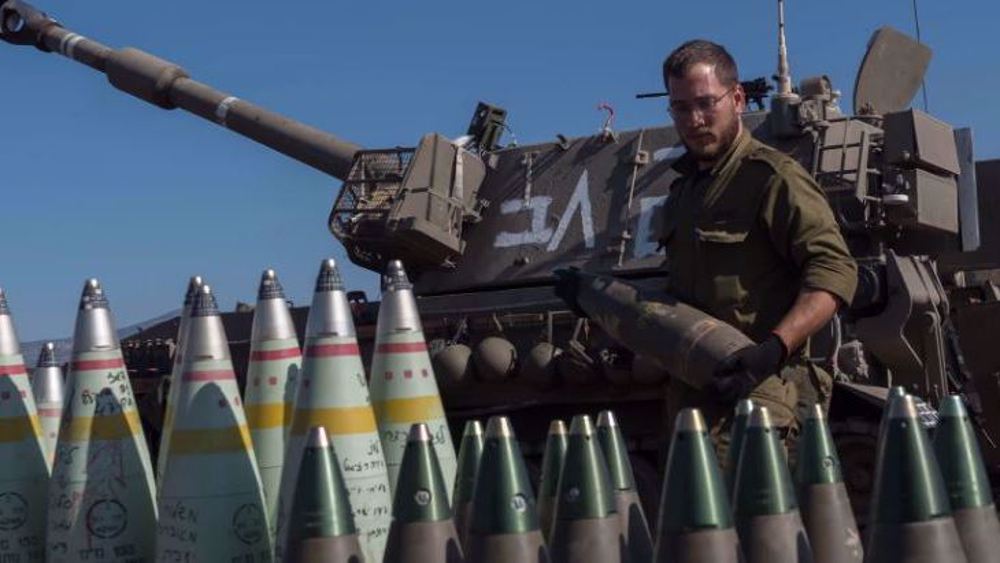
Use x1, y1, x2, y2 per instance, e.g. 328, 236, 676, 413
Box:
662, 39, 739, 91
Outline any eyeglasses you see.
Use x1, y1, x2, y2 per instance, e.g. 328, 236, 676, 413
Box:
668, 86, 735, 119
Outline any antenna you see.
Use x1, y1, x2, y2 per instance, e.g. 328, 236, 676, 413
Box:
775, 0, 796, 99
769, 0, 801, 137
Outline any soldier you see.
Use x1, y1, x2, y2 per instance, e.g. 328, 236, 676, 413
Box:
656, 39, 857, 458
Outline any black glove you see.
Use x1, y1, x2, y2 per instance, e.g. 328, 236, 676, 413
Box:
553, 268, 589, 318
711, 334, 788, 401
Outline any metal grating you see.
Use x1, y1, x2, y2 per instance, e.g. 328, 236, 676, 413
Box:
330, 147, 414, 241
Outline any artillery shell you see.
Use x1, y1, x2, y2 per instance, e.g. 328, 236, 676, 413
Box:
655, 408, 741, 563
370, 260, 457, 500
277, 259, 392, 562
47, 280, 157, 562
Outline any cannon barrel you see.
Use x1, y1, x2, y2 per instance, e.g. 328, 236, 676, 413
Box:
0, 0, 360, 180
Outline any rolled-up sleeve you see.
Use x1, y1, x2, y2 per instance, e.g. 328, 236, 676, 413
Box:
761, 161, 858, 305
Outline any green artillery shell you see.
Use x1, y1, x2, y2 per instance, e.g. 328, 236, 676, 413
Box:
245, 269, 301, 536
725, 399, 755, 498
47, 280, 157, 563
932, 395, 1000, 563
452, 419, 484, 548
383, 423, 464, 563
863, 386, 908, 549
655, 408, 741, 563
370, 260, 457, 501
538, 419, 569, 542
0, 289, 49, 563
285, 426, 365, 563
155, 285, 274, 562
732, 406, 813, 563
157, 275, 202, 487
866, 394, 968, 563
874, 386, 907, 450
549, 414, 621, 563
597, 410, 653, 563
277, 259, 391, 563
466, 416, 547, 563
31, 341, 64, 469
796, 405, 863, 563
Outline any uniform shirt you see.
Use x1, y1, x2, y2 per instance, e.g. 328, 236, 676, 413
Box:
661, 127, 857, 345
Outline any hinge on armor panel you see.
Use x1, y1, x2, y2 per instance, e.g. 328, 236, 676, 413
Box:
855, 252, 953, 402
521, 151, 538, 204
616, 129, 648, 267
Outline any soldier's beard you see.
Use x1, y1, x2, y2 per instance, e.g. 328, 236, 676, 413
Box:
683, 115, 742, 166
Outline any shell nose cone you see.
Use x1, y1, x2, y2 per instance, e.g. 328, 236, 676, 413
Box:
182, 285, 231, 362
464, 420, 485, 438
0, 294, 20, 356
409, 422, 432, 443
251, 269, 297, 342
660, 408, 734, 534
675, 408, 708, 432
552, 414, 616, 524
382, 260, 413, 291
37, 342, 58, 367
597, 409, 639, 495
596, 410, 618, 428
258, 268, 286, 300
191, 284, 220, 317
289, 425, 361, 547
31, 356, 64, 403
888, 394, 921, 420
733, 404, 799, 519
937, 395, 967, 419
485, 416, 514, 438
307, 425, 332, 449
307, 259, 356, 338
376, 260, 421, 333
548, 420, 567, 435
184, 276, 205, 305
392, 423, 453, 525
886, 386, 908, 405
569, 414, 595, 437
748, 405, 774, 428
73, 278, 119, 352
870, 390, 955, 537
316, 258, 345, 292
796, 403, 844, 487
932, 394, 995, 512
735, 399, 755, 417
79, 278, 109, 310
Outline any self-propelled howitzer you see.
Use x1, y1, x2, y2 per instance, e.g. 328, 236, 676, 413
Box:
6, 0, 1000, 526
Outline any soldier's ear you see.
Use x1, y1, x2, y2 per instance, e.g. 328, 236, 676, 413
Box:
732, 83, 747, 113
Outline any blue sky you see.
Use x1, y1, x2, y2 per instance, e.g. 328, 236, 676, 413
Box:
2, 0, 998, 342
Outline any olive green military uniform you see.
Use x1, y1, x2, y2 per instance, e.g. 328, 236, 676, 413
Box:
660, 127, 857, 463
